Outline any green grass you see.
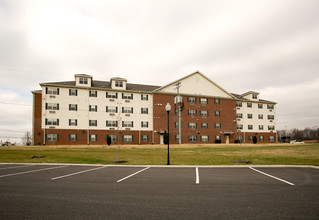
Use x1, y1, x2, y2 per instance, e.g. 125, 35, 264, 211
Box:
0, 144, 319, 166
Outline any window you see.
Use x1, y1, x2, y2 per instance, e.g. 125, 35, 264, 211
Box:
122, 107, 133, 114
141, 121, 149, 128
187, 97, 196, 103
106, 92, 118, 99
215, 111, 220, 117
89, 91, 97, 97
267, 104, 274, 109
106, 120, 118, 127
259, 136, 264, 141
248, 136, 253, 141
141, 94, 148, 101
122, 93, 133, 100
46, 87, 59, 95
142, 135, 149, 142
69, 89, 77, 96
89, 120, 97, 126
215, 135, 221, 141
237, 124, 243, 130
201, 136, 209, 142
188, 122, 197, 129
268, 125, 275, 131
69, 134, 77, 141
247, 114, 253, 119
188, 110, 197, 116
141, 108, 148, 114
214, 99, 220, 105
201, 123, 208, 128
46, 103, 59, 110
258, 104, 263, 109
109, 135, 118, 142
89, 105, 97, 112
89, 134, 97, 141
115, 81, 123, 87
247, 103, 252, 108
200, 98, 208, 104
45, 118, 59, 126
248, 125, 253, 130
200, 110, 208, 116
46, 134, 58, 141
123, 135, 133, 142
106, 106, 118, 113
268, 115, 275, 120
79, 78, 88, 84
188, 135, 197, 142
269, 136, 275, 142
252, 94, 258, 99
69, 104, 77, 111
259, 125, 264, 130
237, 136, 243, 142
258, 114, 263, 119
236, 102, 242, 107
69, 119, 77, 126
122, 121, 133, 127
215, 123, 221, 129
236, 113, 243, 119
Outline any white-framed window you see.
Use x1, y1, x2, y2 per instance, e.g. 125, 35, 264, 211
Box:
248, 125, 253, 130
247, 114, 253, 119
214, 98, 220, 105
69, 104, 77, 111
69, 134, 77, 141
45, 118, 59, 126
269, 136, 275, 142
109, 135, 118, 142
79, 78, 88, 84
215, 111, 220, 117
115, 81, 123, 87
89, 120, 97, 126
142, 135, 149, 142
106, 92, 117, 99
46, 87, 59, 95
69, 119, 77, 126
141, 108, 148, 114
188, 135, 197, 142
141, 94, 148, 101
247, 102, 252, 108
200, 110, 208, 116
188, 110, 197, 116
215, 123, 221, 129
46, 103, 59, 110
187, 97, 196, 103
122, 121, 133, 127
106, 106, 118, 113
201, 123, 208, 128
106, 120, 118, 127
236, 102, 242, 107
123, 135, 133, 142
122, 93, 133, 100
252, 94, 258, 99
259, 125, 264, 130
200, 98, 208, 104
122, 107, 133, 113
258, 114, 263, 119
248, 136, 253, 141
69, 89, 77, 96
236, 113, 243, 119
215, 135, 221, 141
201, 135, 209, 142
141, 121, 149, 128
237, 124, 243, 130
259, 136, 264, 141
89, 91, 97, 97
188, 122, 197, 129
268, 115, 275, 120
46, 134, 58, 141
267, 104, 274, 109
89, 105, 97, 112
268, 125, 275, 131
258, 103, 263, 109
89, 134, 97, 141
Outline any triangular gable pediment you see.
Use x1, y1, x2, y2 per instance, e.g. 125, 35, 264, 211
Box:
154, 71, 234, 99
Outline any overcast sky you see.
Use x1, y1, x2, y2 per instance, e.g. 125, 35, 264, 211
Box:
0, 0, 318, 143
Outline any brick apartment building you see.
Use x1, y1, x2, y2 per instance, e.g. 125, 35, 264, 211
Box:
32, 71, 277, 145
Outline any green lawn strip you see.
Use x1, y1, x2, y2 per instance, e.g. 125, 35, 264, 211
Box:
0, 144, 318, 165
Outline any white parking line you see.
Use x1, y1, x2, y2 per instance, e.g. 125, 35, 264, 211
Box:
117, 167, 150, 183
51, 166, 107, 180
0, 165, 33, 170
196, 167, 199, 184
249, 167, 295, 186
0, 165, 69, 178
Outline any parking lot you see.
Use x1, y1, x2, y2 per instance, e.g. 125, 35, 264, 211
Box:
0, 164, 318, 219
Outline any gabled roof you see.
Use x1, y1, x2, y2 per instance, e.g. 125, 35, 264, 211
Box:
74, 74, 92, 78
231, 93, 276, 104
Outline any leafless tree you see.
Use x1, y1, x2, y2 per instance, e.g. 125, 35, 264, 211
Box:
22, 132, 32, 146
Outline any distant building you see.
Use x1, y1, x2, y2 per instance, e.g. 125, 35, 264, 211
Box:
32, 71, 277, 145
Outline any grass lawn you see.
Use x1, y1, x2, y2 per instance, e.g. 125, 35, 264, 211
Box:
0, 143, 318, 166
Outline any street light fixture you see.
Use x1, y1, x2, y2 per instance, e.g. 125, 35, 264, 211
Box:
165, 102, 171, 165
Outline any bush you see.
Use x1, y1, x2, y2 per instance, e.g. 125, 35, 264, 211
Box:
163, 132, 169, 145
106, 135, 112, 146
253, 136, 258, 144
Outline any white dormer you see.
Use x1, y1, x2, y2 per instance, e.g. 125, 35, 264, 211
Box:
110, 77, 127, 90
75, 74, 92, 87
242, 91, 259, 101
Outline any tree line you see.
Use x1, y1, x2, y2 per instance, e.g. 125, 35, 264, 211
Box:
277, 127, 319, 142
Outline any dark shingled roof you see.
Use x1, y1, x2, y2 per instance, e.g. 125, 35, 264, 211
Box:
40, 80, 161, 92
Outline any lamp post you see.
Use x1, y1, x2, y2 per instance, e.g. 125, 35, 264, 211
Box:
165, 102, 171, 165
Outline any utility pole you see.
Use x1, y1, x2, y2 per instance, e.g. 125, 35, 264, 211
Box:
174, 82, 182, 144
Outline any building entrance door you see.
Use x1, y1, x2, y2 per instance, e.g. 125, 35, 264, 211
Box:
226, 135, 229, 144
160, 135, 164, 145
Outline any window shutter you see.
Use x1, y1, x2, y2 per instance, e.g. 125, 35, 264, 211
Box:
106, 106, 108, 112
57, 119, 59, 126
69, 104, 71, 110
131, 107, 133, 113
122, 93, 124, 99
75, 90, 77, 96
75, 120, 77, 126
122, 107, 124, 113
131, 94, 133, 99
116, 107, 118, 113
75, 134, 77, 141
69, 135, 70, 141
45, 119, 48, 125
46, 87, 48, 94
89, 105, 91, 111
196, 123, 198, 128
69, 89, 71, 95
75, 105, 77, 111
131, 122, 134, 127
132, 135, 134, 141
45, 134, 47, 141
69, 119, 71, 126
96, 106, 97, 112
57, 88, 59, 95
57, 104, 59, 110
195, 110, 197, 116
115, 93, 118, 98
45, 103, 48, 109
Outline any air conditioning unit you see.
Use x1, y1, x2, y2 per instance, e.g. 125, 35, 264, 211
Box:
110, 128, 115, 130
237, 119, 241, 121
49, 95, 56, 98
237, 107, 240, 110
49, 111, 56, 114
125, 114, 130, 117
49, 126, 55, 129
109, 99, 115, 102
270, 120, 273, 122
109, 113, 115, 116
270, 110, 272, 112
270, 131, 273, 133
125, 128, 130, 130
125, 100, 130, 103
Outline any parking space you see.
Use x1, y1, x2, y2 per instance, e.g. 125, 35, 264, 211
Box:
0, 164, 318, 219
